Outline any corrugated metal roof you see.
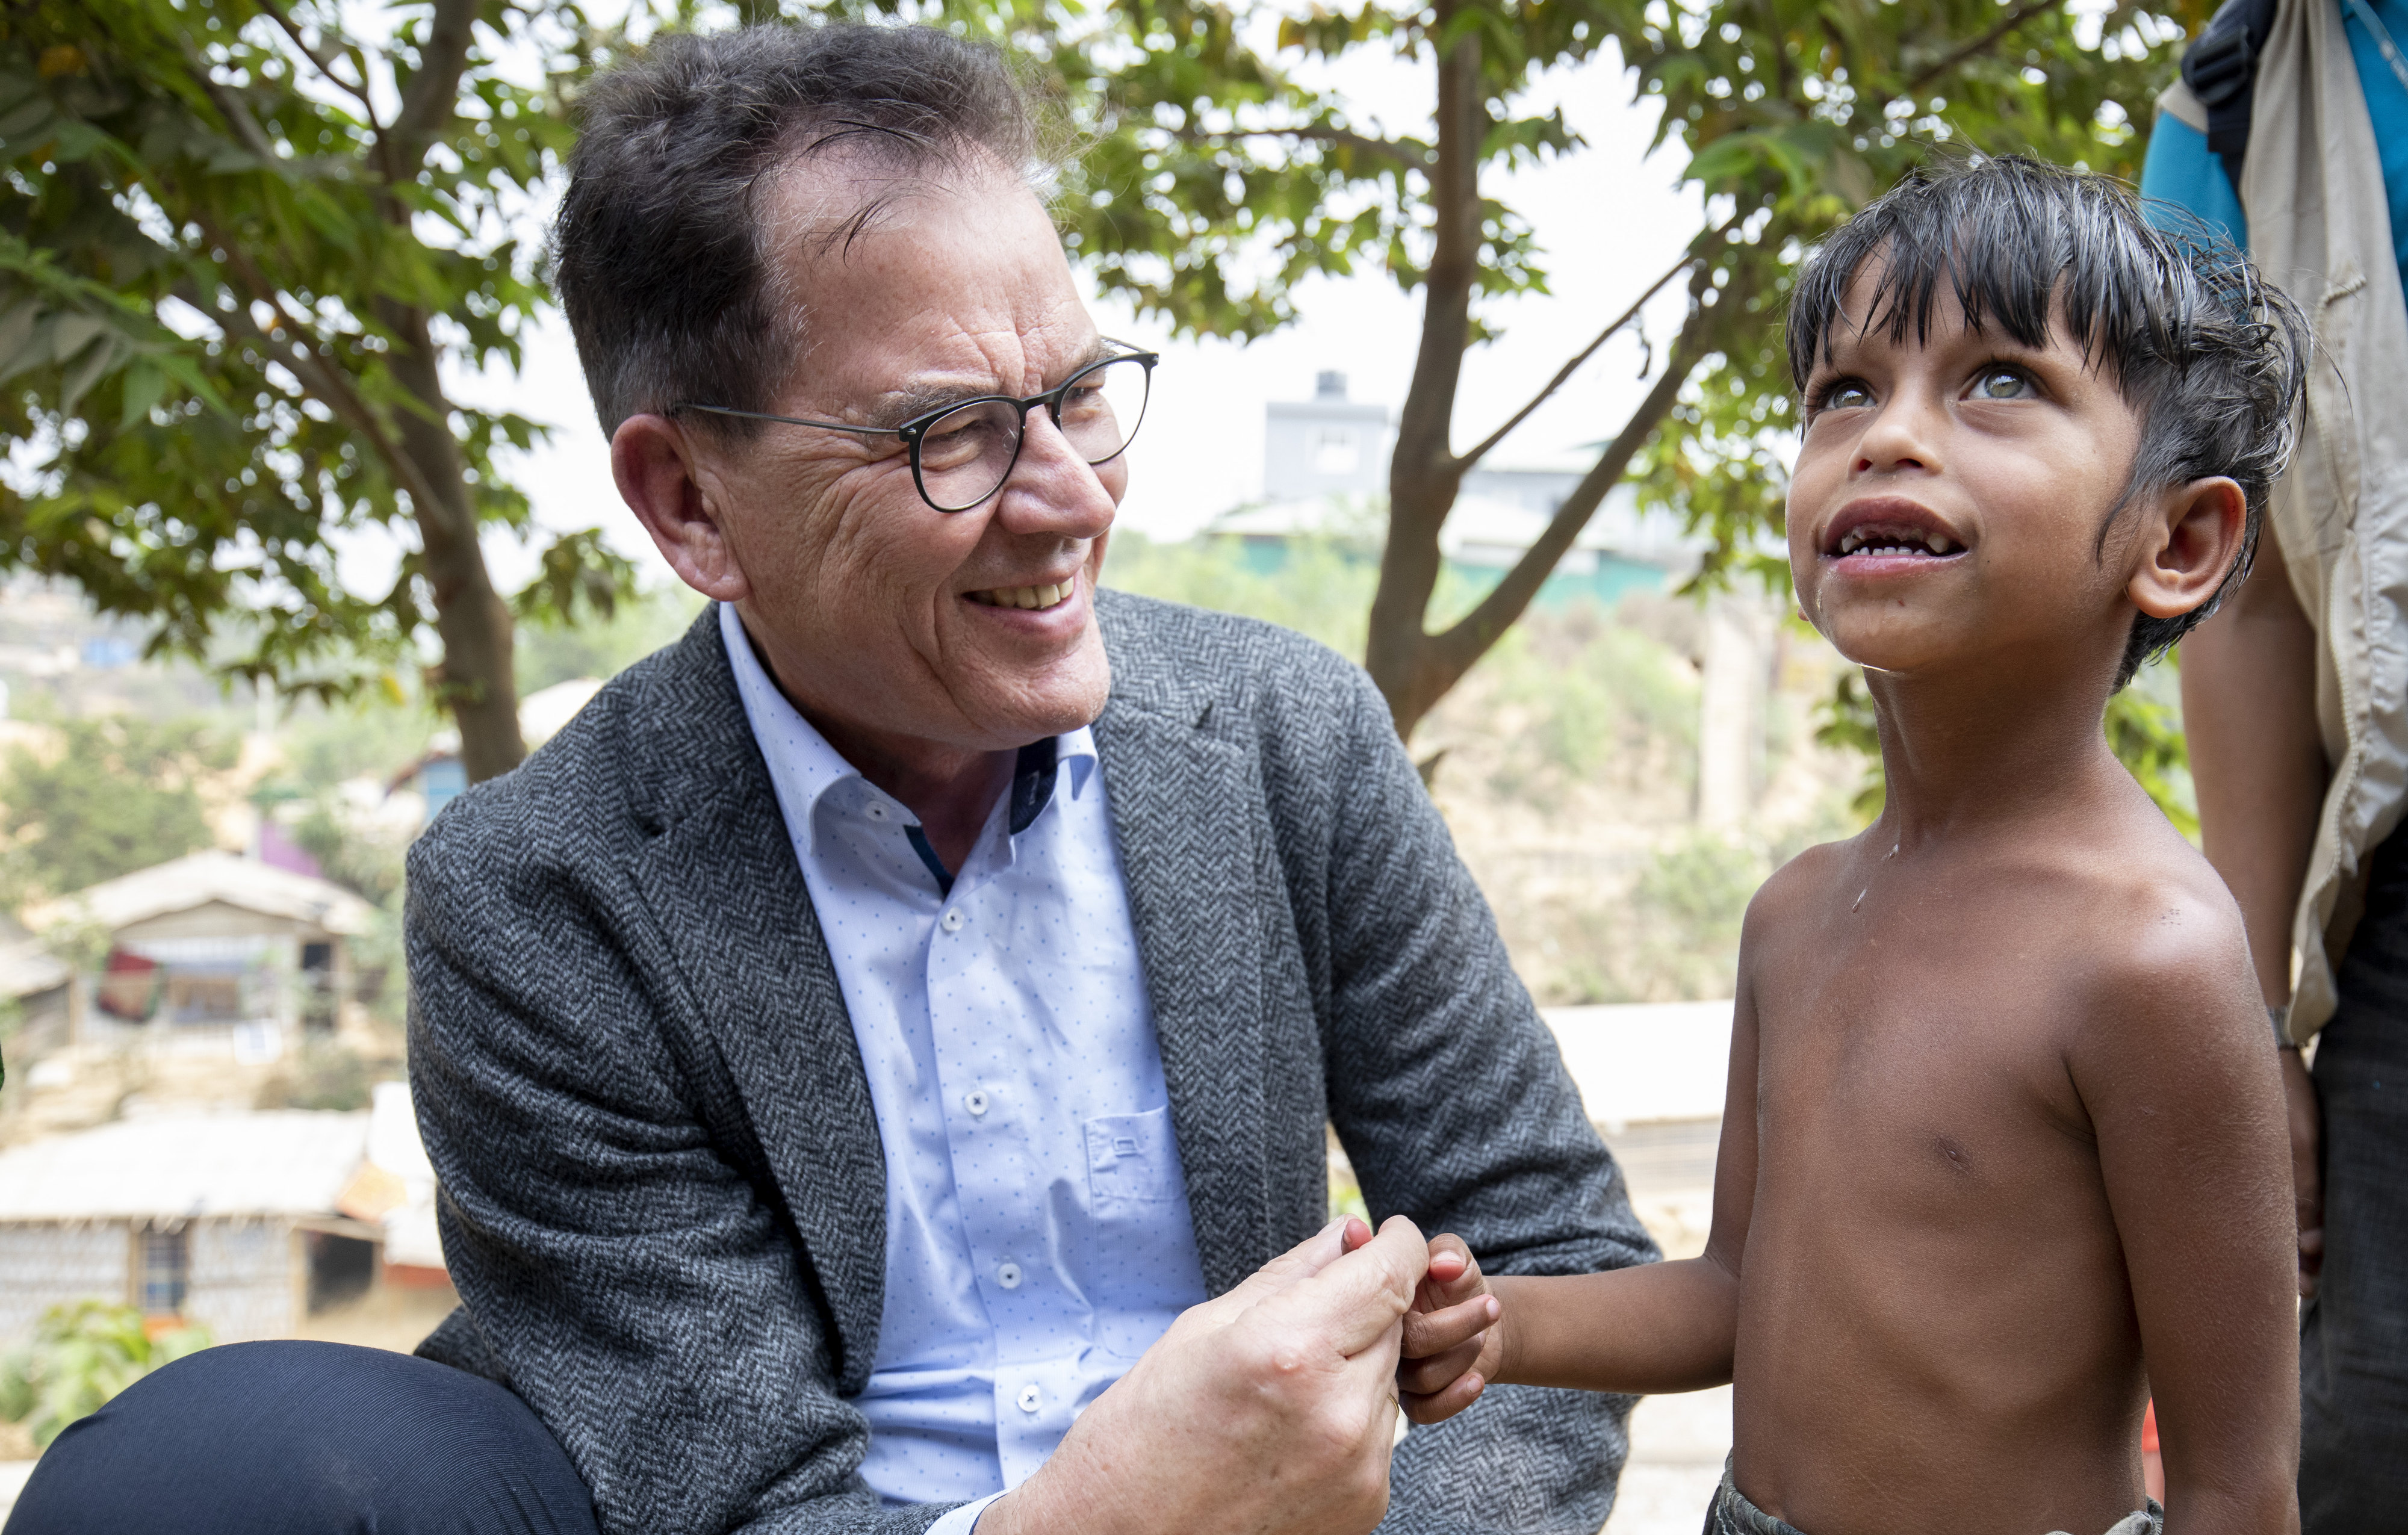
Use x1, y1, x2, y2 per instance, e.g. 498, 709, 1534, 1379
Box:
0, 935, 68, 999
0, 1111, 369, 1222
25, 850, 376, 938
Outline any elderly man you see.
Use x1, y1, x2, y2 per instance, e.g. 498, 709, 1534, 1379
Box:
2, 22, 1652, 1535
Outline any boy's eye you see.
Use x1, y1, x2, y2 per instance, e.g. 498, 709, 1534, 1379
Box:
1970, 367, 2032, 400
1816, 379, 1874, 412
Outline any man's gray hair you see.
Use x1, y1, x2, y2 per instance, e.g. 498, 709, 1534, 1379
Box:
554, 23, 1043, 438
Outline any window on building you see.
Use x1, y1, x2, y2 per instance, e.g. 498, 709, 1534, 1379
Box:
138, 1226, 189, 1316
1313, 429, 1360, 474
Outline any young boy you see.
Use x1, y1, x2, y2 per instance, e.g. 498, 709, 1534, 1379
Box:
1401, 158, 2309, 1535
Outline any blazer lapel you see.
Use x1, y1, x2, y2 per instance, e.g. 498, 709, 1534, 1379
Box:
1095, 661, 1274, 1296
622, 611, 888, 1392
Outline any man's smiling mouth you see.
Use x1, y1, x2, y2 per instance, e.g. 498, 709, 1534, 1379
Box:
966, 579, 1076, 610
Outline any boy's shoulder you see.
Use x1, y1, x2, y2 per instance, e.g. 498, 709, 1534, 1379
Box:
2044, 817, 2264, 1055
1748, 807, 2258, 1037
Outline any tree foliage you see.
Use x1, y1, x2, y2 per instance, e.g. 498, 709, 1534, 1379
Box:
0, 713, 233, 902
1004, 0, 2212, 738
13, 0, 2218, 784
0, 1300, 210, 1449
1, 0, 633, 781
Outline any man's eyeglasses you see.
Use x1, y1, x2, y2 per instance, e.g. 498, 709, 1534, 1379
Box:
672, 344, 1158, 514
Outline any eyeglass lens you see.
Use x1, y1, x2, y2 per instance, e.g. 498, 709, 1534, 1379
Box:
917, 356, 1152, 512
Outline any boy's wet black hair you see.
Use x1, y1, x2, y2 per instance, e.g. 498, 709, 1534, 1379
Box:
1785, 155, 2310, 687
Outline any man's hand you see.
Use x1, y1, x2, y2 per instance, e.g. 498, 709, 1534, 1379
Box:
979, 1215, 1430, 1535
2282, 1046, 2324, 1297
1398, 1234, 1504, 1425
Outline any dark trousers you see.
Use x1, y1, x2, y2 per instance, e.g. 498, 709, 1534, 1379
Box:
2301, 834, 2408, 1534
1, 1339, 597, 1535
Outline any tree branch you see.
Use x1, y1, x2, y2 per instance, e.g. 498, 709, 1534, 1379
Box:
252, 0, 386, 131
1905, 0, 2072, 93
1454, 248, 1696, 473
188, 229, 451, 521
391, 0, 480, 150
180, 49, 281, 164
1427, 287, 1718, 682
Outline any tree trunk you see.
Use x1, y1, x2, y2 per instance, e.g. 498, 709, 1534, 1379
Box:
1365, 32, 1727, 745
1367, 13, 1482, 740
383, 304, 525, 784
381, 0, 524, 785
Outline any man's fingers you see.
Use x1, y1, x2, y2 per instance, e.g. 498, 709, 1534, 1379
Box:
1401, 1293, 1496, 1360
1267, 1215, 1430, 1359
1225, 1218, 1356, 1304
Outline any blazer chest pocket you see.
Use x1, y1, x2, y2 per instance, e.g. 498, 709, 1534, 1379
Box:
1086, 1106, 1182, 1204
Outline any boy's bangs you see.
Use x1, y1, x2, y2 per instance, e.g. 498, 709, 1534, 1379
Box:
1785, 158, 2195, 394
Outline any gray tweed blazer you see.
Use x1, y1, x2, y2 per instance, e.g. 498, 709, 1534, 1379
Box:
406, 591, 1657, 1535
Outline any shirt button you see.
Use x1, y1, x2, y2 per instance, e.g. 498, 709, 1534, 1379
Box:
964, 1090, 990, 1117
940, 909, 965, 932
865, 802, 889, 822
996, 1261, 1023, 1290
1017, 1384, 1042, 1414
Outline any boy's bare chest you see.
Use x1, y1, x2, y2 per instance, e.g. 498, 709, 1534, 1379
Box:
1744, 899, 2102, 1207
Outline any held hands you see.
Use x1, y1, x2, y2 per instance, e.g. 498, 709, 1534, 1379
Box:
980, 1214, 1433, 1535
1398, 1234, 1508, 1425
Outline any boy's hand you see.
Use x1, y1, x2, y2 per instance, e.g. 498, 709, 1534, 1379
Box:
1397, 1233, 1506, 1424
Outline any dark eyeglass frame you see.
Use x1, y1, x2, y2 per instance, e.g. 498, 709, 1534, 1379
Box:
671, 343, 1159, 513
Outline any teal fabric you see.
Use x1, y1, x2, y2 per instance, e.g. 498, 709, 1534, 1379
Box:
2140, 115, 2250, 251
2140, 0, 2408, 294
2347, 0, 2408, 284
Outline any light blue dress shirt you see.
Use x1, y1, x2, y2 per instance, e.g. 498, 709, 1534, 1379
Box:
719, 603, 1211, 1533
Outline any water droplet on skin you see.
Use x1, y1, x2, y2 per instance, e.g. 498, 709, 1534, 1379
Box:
1852, 887, 1867, 911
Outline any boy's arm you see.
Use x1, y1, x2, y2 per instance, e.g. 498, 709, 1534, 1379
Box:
2076, 904, 2298, 1535
1403, 966, 1764, 1403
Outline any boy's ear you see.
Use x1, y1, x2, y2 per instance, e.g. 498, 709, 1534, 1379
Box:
2129, 476, 2249, 622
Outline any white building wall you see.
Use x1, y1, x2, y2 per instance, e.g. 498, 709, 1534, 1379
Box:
187, 1218, 300, 1344
0, 1221, 129, 1344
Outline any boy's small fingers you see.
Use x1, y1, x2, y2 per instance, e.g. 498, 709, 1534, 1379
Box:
1398, 1339, 1482, 1396
1400, 1293, 1497, 1359
1401, 1371, 1486, 1426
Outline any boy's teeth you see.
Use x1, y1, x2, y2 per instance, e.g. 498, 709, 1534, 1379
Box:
1836, 527, 1956, 556
971, 580, 1072, 610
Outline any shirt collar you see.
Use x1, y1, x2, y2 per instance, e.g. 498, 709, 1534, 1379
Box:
718, 602, 1098, 858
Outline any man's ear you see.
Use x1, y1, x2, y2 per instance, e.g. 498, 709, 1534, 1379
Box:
612, 414, 749, 603
2129, 476, 2249, 621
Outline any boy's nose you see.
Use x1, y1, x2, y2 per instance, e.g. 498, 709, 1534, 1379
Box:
1852, 397, 1942, 476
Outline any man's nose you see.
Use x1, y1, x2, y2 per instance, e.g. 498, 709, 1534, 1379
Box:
990, 409, 1118, 537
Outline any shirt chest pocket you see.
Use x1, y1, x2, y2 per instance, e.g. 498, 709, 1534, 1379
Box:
1085, 1106, 1184, 1205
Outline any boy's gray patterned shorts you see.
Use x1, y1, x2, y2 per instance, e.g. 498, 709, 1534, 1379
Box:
1702, 1459, 2164, 1535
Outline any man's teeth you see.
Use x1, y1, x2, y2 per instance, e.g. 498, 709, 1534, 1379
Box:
1835, 529, 1956, 556
969, 580, 1074, 610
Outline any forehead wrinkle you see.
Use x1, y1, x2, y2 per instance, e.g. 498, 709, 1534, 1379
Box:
870, 318, 1106, 424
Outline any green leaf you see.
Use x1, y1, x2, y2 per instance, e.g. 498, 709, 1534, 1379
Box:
117, 360, 166, 429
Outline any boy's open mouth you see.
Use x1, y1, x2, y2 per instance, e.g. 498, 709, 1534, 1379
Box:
1822, 501, 1967, 564
1832, 524, 1958, 557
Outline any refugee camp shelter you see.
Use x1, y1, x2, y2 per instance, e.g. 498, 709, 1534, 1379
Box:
5, 851, 376, 1064
0, 1111, 378, 1345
